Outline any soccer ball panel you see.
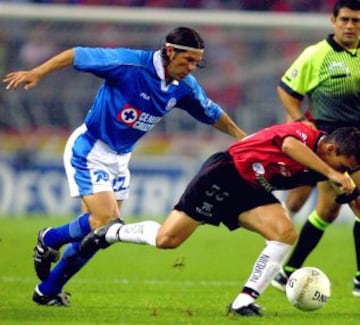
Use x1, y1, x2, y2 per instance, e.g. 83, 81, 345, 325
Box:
285, 267, 331, 311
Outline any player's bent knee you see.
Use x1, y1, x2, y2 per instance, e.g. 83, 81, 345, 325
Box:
269, 225, 297, 245
89, 214, 120, 230
156, 235, 181, 249
281, 227, 297, 245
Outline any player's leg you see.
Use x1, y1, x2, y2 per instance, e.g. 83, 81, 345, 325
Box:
33, 210, 91, 281
349, 169, 360, 296
284, 185, 313, 217
80, 152, 226, 254
33, 126, 132, 306
272, 180, 340, 291
81, 209, 201, 254
352, 217, 360, 296
155, 210, 201, 248
33, 125, 94, 281
228, 203, 296, 316
109, 209, 200, 249
33, 192, 122, 306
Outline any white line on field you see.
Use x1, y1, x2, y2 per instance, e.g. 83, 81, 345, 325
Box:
1, 276, 241, 287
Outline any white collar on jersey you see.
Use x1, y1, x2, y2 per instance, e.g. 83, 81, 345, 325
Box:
153, 50, 179, 88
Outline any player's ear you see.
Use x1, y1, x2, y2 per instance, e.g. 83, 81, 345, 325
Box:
166, 45, 175, 58
327, 143, 336, 153
330, 15, 336, 25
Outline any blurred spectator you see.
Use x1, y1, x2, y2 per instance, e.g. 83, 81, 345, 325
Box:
18, 23, 58, 68
9, 0, 337, 12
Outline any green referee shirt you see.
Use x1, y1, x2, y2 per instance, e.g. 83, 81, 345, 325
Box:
279, 34, 360, 123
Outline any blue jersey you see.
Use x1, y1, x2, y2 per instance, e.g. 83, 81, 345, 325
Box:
73, 47, 224, 153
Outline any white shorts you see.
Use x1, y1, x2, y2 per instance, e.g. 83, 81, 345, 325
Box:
63, 124, 131, 200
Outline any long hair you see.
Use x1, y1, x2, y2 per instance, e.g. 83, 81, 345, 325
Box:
160, 27, 204, 63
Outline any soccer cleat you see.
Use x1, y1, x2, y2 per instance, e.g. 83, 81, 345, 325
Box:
33, 228, 60, 281
32, 286, 71, 307
271, 269, 289, 292
227, 303, 263, 317
79, 218, 124, 256
352, 277, 360, 297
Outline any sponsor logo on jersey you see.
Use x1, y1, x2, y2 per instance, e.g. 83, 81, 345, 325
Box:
252, 162, 265, 175
252, 162, 275, 192
117, 104, 162, 132
118, 104, 141, 125
296, 130, 308, 142
329, 61, 350, 78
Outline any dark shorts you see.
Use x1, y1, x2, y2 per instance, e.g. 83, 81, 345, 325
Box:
174, 152, 280, 231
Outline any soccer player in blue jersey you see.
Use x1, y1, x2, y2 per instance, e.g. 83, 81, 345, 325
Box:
3, 26, 246, 306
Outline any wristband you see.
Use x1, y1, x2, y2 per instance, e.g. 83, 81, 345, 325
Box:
335, 187, 360, 204
295, 116, 307, 122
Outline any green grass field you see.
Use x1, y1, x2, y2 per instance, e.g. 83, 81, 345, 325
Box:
0, 216, 359, 325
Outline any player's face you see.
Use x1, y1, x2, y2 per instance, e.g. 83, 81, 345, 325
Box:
325, 151, 358, 173
165, 48, 203, 81
331, 7, 360, 49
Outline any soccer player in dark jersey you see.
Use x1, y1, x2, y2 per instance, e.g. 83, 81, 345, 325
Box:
271, 0, 360, 296
3, 27, 246, 306
80, 122, 360, 317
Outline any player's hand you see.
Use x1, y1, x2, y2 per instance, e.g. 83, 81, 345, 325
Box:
335, 188, 360, 204
3, 70, 40, 90
329, 171, 356, 195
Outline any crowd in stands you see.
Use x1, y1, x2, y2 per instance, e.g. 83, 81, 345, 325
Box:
0, 0, 333, 136
3, 0, 336, 13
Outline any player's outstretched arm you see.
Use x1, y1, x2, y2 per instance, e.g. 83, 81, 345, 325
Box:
3, 49, 74, 91
213, 112, 246, 140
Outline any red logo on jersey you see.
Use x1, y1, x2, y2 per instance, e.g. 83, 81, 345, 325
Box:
117, 104, 142, 126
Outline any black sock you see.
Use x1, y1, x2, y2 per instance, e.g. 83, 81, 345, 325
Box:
284, 220, 324, 276
353, 219, 360, 280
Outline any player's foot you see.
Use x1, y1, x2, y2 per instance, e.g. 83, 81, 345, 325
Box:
227, 303, 263, 317
32, 286, 71, 307
33, 228, 60, 281
79, 218, 124, 256
352, 277, 360, 297
271, 269, 289, 292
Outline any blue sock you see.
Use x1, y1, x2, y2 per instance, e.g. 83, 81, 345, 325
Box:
38, 242, 97, 296
43, 213, 91, 249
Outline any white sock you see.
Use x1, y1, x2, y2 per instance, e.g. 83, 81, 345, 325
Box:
231, 293, 254, 309
232, 241, 291, 309
105, 223, 123, 244
109, 221, 161, 247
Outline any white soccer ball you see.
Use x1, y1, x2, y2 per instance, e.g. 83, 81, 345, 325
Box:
285, 267, 331, 311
